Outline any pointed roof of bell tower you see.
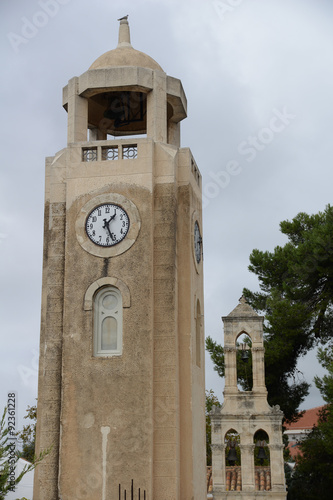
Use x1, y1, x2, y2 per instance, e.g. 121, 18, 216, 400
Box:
226, 296, 259, 318
89, 17, 163, 72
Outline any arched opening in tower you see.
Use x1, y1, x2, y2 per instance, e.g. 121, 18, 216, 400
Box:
235, 332, 253, 391
224, 429, 242, 491
254, 429, 271, 491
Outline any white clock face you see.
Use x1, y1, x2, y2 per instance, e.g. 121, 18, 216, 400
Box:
194, 221, 202, 264
86, 204, 130, 247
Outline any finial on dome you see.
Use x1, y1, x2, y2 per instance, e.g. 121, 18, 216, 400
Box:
117, 15, 131, 47
239, 296, 247, 304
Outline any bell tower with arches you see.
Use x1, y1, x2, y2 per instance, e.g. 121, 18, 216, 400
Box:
33, 18, 206, 500
210, 297, 286, 499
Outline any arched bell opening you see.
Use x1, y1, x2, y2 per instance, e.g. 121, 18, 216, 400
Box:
235, 332, 253, 391
195, 299, 202, 368
87, 90, 148, 139
224, 429, 242, 491
253, 430, 271, 491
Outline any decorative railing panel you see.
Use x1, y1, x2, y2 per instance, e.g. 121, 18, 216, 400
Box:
122, 144, 138, 160
191, 158, 201, 186
81, 144, 138, 162
101, 146, 119, 161
82, 147, 97, 162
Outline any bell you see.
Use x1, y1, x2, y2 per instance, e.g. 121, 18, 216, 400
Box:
257, 446, 267, 465
241, 349, 249, 362
227, 447, 238, 465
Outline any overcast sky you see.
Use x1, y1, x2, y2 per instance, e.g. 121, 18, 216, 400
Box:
1, 0, 333, 430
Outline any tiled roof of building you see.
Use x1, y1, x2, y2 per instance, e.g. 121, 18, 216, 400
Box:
284, 406, 325, 430
285, 406, 326, 461
287, 441, 302, 460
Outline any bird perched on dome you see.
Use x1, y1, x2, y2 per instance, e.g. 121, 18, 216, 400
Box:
118, 15, 129, 21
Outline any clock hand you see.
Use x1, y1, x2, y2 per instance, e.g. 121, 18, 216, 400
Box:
108, 211, 116, 223
103, 218, 113, 239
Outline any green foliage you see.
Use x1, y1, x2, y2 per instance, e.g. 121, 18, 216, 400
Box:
205, 389, 221, 466
315, 348, 333, 404
17, 405, 36, 463
287, 347, 333, 498
206, 332, 308, 421
207, 205, 333, 421
0, 406, 49, 500
206, 337, 253, 392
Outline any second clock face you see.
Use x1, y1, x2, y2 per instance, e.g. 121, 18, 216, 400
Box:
194, 221, 202, 264
86, 204, 130, 247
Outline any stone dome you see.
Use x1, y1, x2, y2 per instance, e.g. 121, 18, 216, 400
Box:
89, 18, 163, 72
89, 45, 163, 71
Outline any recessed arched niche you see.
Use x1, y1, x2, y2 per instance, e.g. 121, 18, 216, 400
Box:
253, 429, 271, 491
235, 332, 253, 391
224, 429, 242, 492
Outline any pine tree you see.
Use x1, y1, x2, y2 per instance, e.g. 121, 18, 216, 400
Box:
207, 205, 333, 421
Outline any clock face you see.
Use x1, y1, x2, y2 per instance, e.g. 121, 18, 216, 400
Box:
194, 221, 202, 264
86, 204, 130, 247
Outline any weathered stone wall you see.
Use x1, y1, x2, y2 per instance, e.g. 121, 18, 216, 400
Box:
34, 155, 66, 500
34, 139, 205, 500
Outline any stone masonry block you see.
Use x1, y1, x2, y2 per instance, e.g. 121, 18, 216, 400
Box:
153, 477, 178, 500
154, 306, 177, 324
43, 370, 61, 387
154, 460, 178, 478
47, 285, 64, 300
50, 216, 66, 232
45, 312, 63, 328
153, 426, 178, 444
51, 202, 66, 216
153, 351, 176, 368
154, 292, 176, 308
154, 443, 177, 461
154, 222, 176, 238
38, 385, 61, 401
153, 278, 176, 294
153, 337, 177, 352
47, 298, 63, 313
153, 365, 177, 381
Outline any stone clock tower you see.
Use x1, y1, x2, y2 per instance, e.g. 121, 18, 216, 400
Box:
34, 19, 205, 500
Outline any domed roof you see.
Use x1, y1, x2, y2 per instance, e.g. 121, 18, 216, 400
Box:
89, 46, 163, 71
89, 18, 163, 72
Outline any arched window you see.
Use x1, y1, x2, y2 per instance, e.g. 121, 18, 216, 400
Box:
224, 429, 242, 491
196, 299, 202, 367
253, 429, 271, 491
94, 286, 122, 357
236, 332, 253, 391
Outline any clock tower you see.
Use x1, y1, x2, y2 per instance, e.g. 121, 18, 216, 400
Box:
34, 19, 205, 500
